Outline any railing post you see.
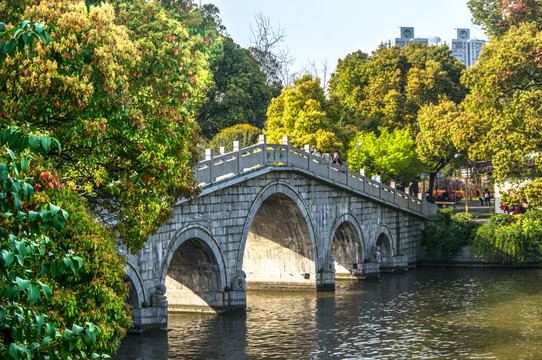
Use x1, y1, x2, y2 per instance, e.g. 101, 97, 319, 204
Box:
259, 134, 267, 165
219, 146, 225, 155
303, 144, 311, 171
233, 141, 241, 174
390, 181, 397, 204
282, 136, 290, 165
360, 168, 366, 192
205, 148, 213, 183
344, 161, 349, 186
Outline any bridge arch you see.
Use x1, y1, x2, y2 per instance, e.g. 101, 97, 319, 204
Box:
160, 226, 227, 311
328, 213, 365, 279
124, 261, 146, 327
376, 225, 395, 268
237, 181, 319, 289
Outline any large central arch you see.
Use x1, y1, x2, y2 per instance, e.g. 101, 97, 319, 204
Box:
238, 182, 318, 290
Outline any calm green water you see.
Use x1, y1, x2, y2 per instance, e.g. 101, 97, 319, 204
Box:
113, 268, 542, 359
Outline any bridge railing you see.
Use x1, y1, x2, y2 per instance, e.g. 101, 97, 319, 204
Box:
195, 135, 424, 214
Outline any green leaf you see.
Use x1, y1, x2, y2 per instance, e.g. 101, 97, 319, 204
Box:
21, 20, 30, 29
15, 276, 31, 291
38, 281, 52, 300
0, 22, 5, 32
8, 38, 17, 54
28, 284, 40, 305
40, 136, 51, 154
84, 329, 96, 345
28, 134, 40, 149
49, 203, 60, 216
22, 182, 33, 201
0, 249, 15, 268
46, 323, 56, 337
34, 22, 44, 34
6, 148, 14, 160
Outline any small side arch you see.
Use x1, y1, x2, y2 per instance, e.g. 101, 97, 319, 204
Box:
159, 225, 228, 311
327, 213, 365, 279
376, 225, 395, 266
125, 261, 146, 307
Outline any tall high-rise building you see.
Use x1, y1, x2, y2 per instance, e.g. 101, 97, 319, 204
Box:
452, 28, 485, 67
394, 27, 429, 47
385, 26, 486, 67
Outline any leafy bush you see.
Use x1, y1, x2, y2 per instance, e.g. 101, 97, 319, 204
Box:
473, 210, 542, 264
423, 208, 477, 261
205, 124, 261, 153
0, 126, 112, 359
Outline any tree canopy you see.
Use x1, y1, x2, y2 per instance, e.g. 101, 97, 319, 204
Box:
329, 43, 466, 134
264, 75, 343, 154
462, 22, 542, 181
348, 127, 423, 185
468, 0, 542, 38
196, 37, 274, 139
0, 0, 218, 253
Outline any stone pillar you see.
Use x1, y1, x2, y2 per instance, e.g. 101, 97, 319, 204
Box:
259, 134, 267, 165
219, 146, 225, 155
316, 254, 335, 292
233, 141, 241, 173
360, 168, 366, 177
205, 149, 213, 184
282, 136, 290, 164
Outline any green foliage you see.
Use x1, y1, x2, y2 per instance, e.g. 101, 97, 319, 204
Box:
473, 210, 542, 264
206, 124, 261, 153
264, 75, 344, 154
462, 23, 542, 181
196, 37, 274, 139
329, 43, 466, 134
0, 126, 109, 359
0, 0, 218, 253
423, 208, 477, 262
0, 19, 53, 66
347, 127, 423, 184
468, 0, 542, 38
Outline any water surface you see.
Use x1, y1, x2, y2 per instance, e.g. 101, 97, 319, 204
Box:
114, 268, 542, 359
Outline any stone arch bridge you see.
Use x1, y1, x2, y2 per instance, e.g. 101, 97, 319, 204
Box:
123, 136, 437, 329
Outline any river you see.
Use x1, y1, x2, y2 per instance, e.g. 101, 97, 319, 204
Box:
113, 267, 542, 359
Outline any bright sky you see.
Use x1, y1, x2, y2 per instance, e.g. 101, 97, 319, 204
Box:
202, 0, 487, 74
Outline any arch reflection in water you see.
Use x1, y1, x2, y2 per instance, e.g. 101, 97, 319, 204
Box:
114, 268, 542, 359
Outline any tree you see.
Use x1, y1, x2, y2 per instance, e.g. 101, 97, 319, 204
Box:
0, 0, 218, 253
415, 100, 476, 194
347, 127, 423, 186
329, 43, 466, 134
249, 13, 295, 88
0, 16, 130, 358
461, 22, 542, 182
196, 37, 274, 139
468, 0, 542, 38
264, 75, 343, 154
328, 50, 371, 128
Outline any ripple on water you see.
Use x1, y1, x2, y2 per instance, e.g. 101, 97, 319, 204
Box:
113, 268, 542, 360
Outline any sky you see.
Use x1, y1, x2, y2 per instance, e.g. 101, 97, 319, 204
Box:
202, 0, 487, 74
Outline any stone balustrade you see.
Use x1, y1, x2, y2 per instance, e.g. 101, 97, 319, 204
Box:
195, 135, 425, 215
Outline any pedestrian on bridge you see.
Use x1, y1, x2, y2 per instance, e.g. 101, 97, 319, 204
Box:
331, 149, 341, 166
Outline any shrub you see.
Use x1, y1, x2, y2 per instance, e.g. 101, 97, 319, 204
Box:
473, 210, 542, 264
423, 208, 477, 261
